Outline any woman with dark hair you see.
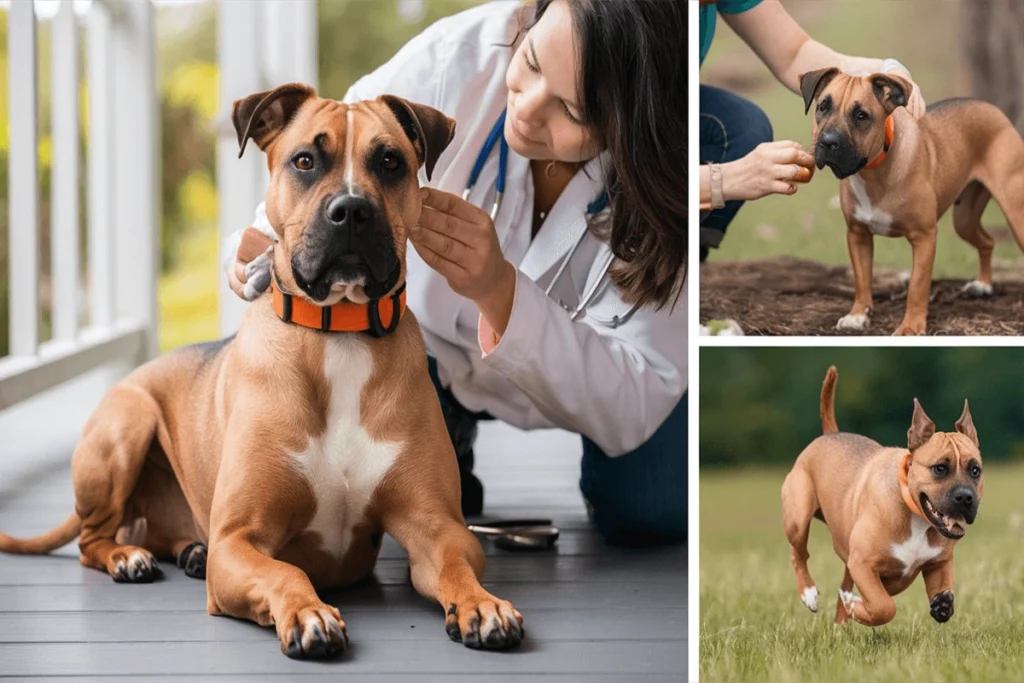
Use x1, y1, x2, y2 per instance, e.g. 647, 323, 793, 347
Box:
225, 0, 687, 545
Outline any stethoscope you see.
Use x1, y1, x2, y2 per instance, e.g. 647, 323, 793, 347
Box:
464, 109, 638, 327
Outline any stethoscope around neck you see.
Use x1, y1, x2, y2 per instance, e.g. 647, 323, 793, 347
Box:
464, 109, 637, 327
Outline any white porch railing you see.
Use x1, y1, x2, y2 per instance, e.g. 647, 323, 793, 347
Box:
216, 0, 317, 337
0, 0, 159, 411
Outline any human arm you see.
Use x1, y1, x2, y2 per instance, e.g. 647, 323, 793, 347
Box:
409, 188, 683, 455
699, 141, 815, 210
721, 0, 926, 116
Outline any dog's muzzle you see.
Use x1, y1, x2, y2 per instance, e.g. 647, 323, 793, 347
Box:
292, 192, 401, 302
814, 129, 866, 179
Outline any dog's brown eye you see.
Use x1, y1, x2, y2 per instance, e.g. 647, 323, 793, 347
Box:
969, 465, 981, 479
855, 110, 870, 121
932, 464, 948, 477
293, 154, 314, 171
381, 151, 400, 172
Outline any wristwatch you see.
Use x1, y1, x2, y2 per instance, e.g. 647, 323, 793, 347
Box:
708, 163, 726, 210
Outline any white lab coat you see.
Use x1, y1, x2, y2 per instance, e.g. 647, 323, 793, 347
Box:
241, 1, 687, 457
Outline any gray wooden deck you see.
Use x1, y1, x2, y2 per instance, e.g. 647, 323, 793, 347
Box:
0, 367, 687, 681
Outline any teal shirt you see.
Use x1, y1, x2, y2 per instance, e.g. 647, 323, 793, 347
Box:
700, 0, 764, 65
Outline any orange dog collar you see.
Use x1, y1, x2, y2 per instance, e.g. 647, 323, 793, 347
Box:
271, 277, 406, 338
864, 115, 895, 170
898, 451, 925, 518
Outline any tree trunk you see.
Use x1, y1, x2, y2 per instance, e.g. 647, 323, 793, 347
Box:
962, 0, 1024, 133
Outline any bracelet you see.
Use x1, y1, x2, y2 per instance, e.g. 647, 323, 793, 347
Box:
708, 163, 726, 210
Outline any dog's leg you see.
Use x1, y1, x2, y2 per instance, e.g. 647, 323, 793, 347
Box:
893, 229, 936, 336
922, 559, 955, 623
204, 432, 348, 659
73, 385, 164, 583
844, 554, 897, 626
781, 468, 819, 613
834, 565, 854, 625
953, 181, 995, 298
837, 228, 874, 331
394, 516, 524, 650
977, 129, 1024, 255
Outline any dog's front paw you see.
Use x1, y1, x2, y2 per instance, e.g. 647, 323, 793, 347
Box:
961, 280, 993, 298
892, 321, 926, 336
278, 602, 349, 659
800, 586, 819, 613
836, 314, 870, 331
445, 595, 524, 650
930, 590, 954, 623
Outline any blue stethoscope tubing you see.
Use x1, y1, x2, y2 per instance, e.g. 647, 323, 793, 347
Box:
465, 109, 637, 326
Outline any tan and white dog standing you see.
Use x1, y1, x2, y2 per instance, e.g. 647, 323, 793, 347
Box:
0, 83, 524, 658
781, 366, 983, 626
801, 68, 1024, 335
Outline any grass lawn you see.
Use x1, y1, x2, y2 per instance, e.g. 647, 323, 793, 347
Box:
699, 465, 1024, 682
700, 0, 1024, 278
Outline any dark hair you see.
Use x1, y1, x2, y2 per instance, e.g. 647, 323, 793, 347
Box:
524, 0, 688, 311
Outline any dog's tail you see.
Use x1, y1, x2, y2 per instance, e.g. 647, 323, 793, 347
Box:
0, 512, 80, 555
820, 366, 839, 434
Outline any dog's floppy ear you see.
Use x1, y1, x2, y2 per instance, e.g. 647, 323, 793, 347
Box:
908, 398, 936, 451
233, 83, 317, 158
955, 399, 980, 447
379, 95, 456, 182
800, 67, 840, 115
870, 73, 913, 115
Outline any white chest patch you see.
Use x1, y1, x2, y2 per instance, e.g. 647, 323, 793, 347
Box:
849, 176, 895, 237
890, 516, 943, 576
289, 336, 401, 559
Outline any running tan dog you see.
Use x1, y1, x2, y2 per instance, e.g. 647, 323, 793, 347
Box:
0, 83, 524, 658
801, 68, 1024, 335
781, 366, 983, 627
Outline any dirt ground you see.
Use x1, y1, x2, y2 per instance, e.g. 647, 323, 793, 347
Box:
700, 257, 1024, 336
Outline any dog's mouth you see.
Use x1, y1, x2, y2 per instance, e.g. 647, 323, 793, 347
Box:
817, 156, 867, 180
292, 249, 400, 305
920, 493, 967, 540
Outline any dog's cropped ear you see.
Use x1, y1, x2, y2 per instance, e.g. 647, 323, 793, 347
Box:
800, 67, 840, 115
955, 399, 980, 447
233, 83, 317, 158
870, 73, 913, 115
379, 95, 456, 182
908, 398, 936, 451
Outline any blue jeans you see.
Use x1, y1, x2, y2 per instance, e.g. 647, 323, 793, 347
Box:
700, 84, 774, 261
427, 356, 687, 546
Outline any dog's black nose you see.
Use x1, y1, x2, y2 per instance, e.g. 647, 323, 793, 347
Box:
326, 194, 372, 232
952, 487, 974, 508
818, 130, 842, 152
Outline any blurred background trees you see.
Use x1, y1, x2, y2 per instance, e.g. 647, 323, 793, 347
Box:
701, 347, 1024, 468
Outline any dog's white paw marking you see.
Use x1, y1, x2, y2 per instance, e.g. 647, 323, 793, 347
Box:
836, 314, 870, 330
961, 280, 993, 298
801, 586, 819, 613
838, 589, 862, 615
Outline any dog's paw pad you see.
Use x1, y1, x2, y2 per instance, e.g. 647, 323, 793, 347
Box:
961, 280, 993, 298
800, 586, 819, 613
838, 589, 862, 615
281, 605, 348, 660
929, 590, 954, 623
836, 314, 870, 331
177, 542, 207, 579
445, 596, 524, 650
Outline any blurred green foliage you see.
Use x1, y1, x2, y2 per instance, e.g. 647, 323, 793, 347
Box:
700, 347, 1024, 468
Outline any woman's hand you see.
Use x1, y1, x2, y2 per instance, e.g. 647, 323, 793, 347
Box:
226, 227, 275, 301
721, 141, 816, 201
410, 187, 517, 334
